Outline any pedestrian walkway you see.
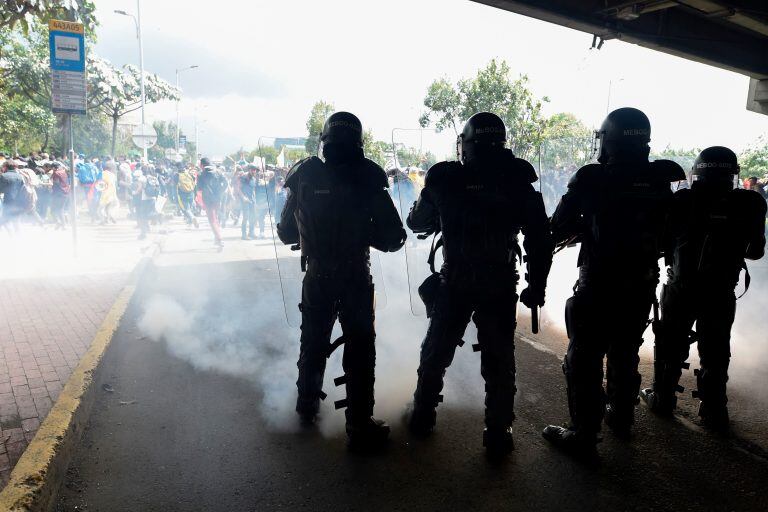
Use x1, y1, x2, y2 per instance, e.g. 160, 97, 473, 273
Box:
0, 221, 161, 487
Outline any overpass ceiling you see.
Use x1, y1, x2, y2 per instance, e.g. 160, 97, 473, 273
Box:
472, 1, 768, 79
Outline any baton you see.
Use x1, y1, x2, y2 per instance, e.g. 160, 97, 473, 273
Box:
531, 306, 539, 334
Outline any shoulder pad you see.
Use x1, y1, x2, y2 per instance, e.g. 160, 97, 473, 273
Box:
651, 159, 687, 182
568, 163, 602, 189
284, 156, 323, 189
732, 188, 768, 216
361, 158, 389, 189
425, 161, 460, 188
512, 157, 538, 184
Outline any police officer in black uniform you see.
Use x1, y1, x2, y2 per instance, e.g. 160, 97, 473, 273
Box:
406, 112, 553, 455
277, 112, 406, 449
542, 108, 685, 454
640, 147, 766, 431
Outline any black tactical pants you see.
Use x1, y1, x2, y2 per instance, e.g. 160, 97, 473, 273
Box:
655, 282, 736, 412
296, 269, 376, 424
413, 276, 519, 430
564, 283, 655, 434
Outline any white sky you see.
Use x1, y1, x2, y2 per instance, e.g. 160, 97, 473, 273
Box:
94, 0, 767, 157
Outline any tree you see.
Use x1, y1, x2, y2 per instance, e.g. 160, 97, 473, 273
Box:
91, 60, 179, 156
540, 112, 594, 171
305, 100, 334, 155
148, 120, 193, 162
418, 78, 462, 135
285, 147, 308, 166
0, 90, 55, 153
651, 145, 700, 172
2, 23, 110, 154
0, 0, 97, 35
2, 22, 177, 156
740, 137, 768, 178
396, 146, 437, 170
362, 130, 390, 168
419, 59, 550, 160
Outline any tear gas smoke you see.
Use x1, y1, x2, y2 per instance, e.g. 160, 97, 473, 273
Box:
726, 262, 768, 397
136, 243, 489, 437
136, 224, 768, 437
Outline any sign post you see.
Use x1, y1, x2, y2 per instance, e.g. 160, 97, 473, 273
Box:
132, 123, 158, 151
49, 19, 86, 254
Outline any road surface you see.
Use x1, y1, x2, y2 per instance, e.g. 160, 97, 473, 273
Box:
55, 227, 768, 511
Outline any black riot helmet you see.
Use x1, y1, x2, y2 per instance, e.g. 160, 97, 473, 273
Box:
457, 112, 507, 164
320, 111, 364, 147
690, 146, 739, 191
594, 107, 651, 164
319, 111, 364, 164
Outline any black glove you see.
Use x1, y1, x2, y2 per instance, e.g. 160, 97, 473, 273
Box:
520, 287, 545, 309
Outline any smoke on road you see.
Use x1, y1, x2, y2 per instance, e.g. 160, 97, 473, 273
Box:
136, 227, 768, 436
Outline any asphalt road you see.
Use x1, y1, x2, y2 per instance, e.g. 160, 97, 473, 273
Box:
55, 238, 768, 512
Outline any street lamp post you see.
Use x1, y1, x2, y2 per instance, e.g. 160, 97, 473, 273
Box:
115, 0, 147, 159
175, 65, 198, 153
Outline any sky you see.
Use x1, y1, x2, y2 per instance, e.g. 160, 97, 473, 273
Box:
94, 0, 767, 158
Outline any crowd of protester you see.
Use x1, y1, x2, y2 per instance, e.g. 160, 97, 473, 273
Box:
2, 150, 765, 242
0, 151, 294, 245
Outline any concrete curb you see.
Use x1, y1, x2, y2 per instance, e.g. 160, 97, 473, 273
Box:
0, 244, 160, 512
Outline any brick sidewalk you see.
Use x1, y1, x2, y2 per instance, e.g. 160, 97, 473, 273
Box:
0, 274, 130, 484
0, 221, 160, 487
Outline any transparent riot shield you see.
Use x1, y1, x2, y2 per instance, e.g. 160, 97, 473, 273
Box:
391, 128, 455, 316
256, 137, 304, 328
258, 136, 388, 327
537, 137, 594, 216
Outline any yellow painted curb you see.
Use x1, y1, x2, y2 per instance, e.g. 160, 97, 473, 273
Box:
0, 285, 136, 512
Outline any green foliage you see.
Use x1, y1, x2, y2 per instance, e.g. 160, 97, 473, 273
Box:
147, 121, 193, 162
739, 137, 768, 178
305, 100, 334, 155
0, 91, 55, 153
396, 146, 437, 170
540, 113, 593, 171
2, 21, 178, 157
285, 147, 308, 165
419, 78, 462, 134
362, 130, 389, 168
419, 59, 550, 160
651, 145, 700, 172
0, 0, 97, 36
253, 145, 279, 165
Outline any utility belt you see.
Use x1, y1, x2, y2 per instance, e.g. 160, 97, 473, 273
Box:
304, 255, 370, 278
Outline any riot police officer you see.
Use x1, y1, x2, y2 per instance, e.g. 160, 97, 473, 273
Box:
640, 147, 766, 431
277, 112, 406, 450
406, 112, 553, 455
542, 108, 685, 454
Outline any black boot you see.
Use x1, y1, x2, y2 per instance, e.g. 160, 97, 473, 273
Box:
542, 425, 599, 458
483, 427, 514, 456
405, 402, 436, 437
296, 396, 320, 426
604, 403, 633, 439
699, 402, 729, 433
639, 388, 676, 416
346, 417, 390, 451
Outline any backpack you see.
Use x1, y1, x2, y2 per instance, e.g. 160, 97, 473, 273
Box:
178, 171, 195, 193
209, 171, 227, 198
17, 169, 37, 211
145, 176, 160, 197
76, 162, 96, 184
